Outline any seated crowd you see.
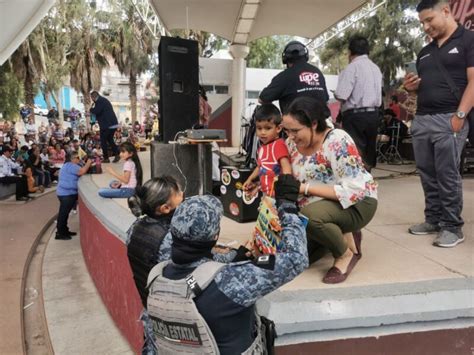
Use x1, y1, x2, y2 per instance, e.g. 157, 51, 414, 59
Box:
0, 115, 139, 201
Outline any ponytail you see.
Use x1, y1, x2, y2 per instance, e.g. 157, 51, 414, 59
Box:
127, 176, 180, 218
120, 141, 143, 186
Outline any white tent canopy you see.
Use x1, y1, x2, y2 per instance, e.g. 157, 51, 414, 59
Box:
0, 0, 56, 65
149, 0, 367, 44
0, 0, 367, 145
150, 0, 368, 145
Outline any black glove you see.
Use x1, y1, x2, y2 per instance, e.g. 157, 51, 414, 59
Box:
274, 174, 300, 215
274, 174, 300, 205
231, 245, 254, 262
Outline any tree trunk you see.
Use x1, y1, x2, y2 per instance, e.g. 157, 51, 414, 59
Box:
54, 89, 64, 125
24, 70, 35, 107
23, 40, 38, 107
43, 90, 52, 110
83, 92, 92, 129
129, 70, 137, 123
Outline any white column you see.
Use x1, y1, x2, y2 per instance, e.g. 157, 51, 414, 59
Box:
229, 44, 249, 147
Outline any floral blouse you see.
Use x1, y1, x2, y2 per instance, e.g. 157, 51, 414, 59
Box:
49, 149, 66, 165
287, 129, 378, 209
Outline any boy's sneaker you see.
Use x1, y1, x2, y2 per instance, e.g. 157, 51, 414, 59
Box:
433, 230, 464, 248
408, 222, 440, 235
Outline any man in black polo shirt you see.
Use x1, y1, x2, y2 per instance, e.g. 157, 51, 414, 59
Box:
403, 0, 473, 248
259, 41, 329, 114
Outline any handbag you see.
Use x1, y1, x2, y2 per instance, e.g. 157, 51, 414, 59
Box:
431, 47, 474, 143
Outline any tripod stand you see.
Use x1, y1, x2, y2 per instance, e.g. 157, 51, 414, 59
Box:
385, 122, 404, 164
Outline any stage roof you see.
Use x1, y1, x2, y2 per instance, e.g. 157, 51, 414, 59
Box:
0, 0, 56, 65
0, 0, 369, 66
149, 0, 368, 44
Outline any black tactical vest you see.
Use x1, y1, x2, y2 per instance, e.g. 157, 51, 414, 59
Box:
127, 215, 171, 306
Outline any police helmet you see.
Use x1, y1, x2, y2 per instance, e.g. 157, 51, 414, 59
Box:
282, 41, 309, 65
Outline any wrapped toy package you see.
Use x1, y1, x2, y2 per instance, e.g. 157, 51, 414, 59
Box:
252, 196, 309, 255
253, 197, 283, 255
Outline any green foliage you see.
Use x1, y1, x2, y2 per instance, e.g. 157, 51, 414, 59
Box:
318, 0, 424, 88
0, 63, 22, 120
169, 29, 229, 57
106, 0, 154, 120
318, 35, 349, 74
9, 39, 42, 106
247, 36, 292, 69
67, 0, 109, 105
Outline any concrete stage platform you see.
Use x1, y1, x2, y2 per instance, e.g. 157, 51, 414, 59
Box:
77, 151, 473, 353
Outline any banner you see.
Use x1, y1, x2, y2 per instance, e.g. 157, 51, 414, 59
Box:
450, 0, 474, 30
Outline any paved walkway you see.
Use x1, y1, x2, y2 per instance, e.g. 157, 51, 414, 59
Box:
43, 215, 132, 354
1, 157, 472, 354
0, 192, 58, 354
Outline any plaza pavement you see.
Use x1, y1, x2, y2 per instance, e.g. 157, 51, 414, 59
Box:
1, 149, 472, 354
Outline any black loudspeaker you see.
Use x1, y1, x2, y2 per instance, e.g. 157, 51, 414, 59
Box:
219, 166, 261, 223
151, 141, 212, 197
158, 37, 199, 143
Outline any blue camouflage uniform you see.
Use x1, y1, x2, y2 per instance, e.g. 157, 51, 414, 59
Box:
138, 197, 236, 355
145, 195, 308, 354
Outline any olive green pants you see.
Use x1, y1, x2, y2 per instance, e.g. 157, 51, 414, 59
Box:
300, 197, 377, 263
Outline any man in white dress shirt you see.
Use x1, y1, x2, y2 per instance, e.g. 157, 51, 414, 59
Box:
335, 35, 382, 171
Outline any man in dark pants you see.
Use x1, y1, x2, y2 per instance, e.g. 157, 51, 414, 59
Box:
259, 41, 329, 114
335, 36, 382, 171
55, 152, 92, 239
90, 91, 120, 163
403, 0, 473, 248
0, 146, 30, 201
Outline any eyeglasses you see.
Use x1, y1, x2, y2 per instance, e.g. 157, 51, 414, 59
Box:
283, 127, 305, 135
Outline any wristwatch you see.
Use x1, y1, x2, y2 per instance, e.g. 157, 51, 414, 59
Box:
456, 111, 466, 119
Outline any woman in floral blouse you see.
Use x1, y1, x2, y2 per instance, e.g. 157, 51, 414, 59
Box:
283, 97, 378, 284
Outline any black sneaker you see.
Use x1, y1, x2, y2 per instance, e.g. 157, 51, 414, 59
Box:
55, 233, 72, 240
66, 231, 77, 236
112, 155, 120, 163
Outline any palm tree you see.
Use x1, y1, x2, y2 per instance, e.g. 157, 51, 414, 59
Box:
0, 62, 23, 120
107, 0, 153, 122
34, 0, 72, 124
68, 2, 109, 127
9, 39, 42, 107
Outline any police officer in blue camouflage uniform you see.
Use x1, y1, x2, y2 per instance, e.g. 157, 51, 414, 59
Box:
127, 180, 240, 355
146, 174, 307, 354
